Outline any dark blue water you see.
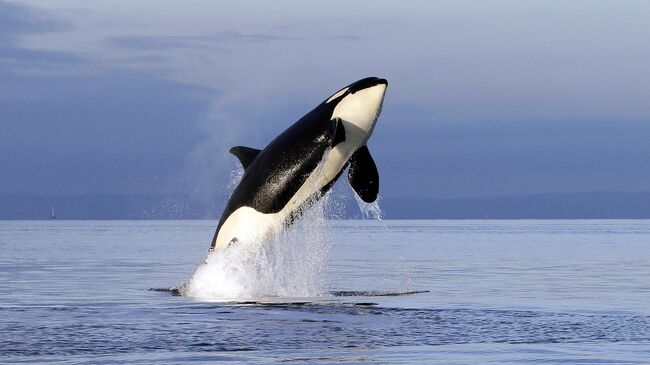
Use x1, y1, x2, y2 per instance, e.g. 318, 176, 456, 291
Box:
2, 220, 649, 364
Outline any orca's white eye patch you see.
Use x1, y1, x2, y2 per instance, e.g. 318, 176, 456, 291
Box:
325, 87, 349, 103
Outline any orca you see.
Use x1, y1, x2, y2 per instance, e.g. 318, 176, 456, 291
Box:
210, 77, 388, 251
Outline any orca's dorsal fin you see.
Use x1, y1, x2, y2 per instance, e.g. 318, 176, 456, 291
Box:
230, 146, 261, 170
330, 118, 346, 148
348, 145, 379, 203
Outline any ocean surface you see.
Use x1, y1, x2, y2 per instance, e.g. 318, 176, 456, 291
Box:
1, 219, 650, 364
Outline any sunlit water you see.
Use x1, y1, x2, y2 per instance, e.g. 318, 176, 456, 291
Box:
1, 219, 650, 364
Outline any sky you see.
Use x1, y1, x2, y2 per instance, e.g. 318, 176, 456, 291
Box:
1, 0, 649, 204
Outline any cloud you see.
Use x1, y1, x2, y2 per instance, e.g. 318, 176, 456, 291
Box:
3, 0, 650, 203
0, 0, 67, 35
0, 1, 81, 75
106, 32, 305, 56
0, 1, 217, 199
373, 114, 650, 198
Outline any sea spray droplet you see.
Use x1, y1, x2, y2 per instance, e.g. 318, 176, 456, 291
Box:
183, 197, 332, 300
355, 193, 383, 220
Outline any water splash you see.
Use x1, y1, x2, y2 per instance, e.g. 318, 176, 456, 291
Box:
227, 165, 244, 190
182, 196, 332, 300
354, 193, 383, 220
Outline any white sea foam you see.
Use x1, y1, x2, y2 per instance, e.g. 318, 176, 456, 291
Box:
182, 197, 332, 300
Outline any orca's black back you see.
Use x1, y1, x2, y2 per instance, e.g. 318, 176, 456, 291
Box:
210, 77, 388, 248
211, 102, 337, 247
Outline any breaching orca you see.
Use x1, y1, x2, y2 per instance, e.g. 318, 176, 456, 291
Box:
210, 77, 388, 251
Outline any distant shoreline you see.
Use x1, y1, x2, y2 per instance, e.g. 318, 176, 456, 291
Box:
2, 191, 649, 220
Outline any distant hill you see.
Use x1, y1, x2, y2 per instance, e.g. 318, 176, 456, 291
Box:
0, 194, 208, 220
1, 191, 649, 220
379, 191, 650, 219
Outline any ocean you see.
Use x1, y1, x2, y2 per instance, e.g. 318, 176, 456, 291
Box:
1, 219, 649, 364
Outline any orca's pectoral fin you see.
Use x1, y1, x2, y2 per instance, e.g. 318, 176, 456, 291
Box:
330, 118, 346, 148
348, 145, 379, 203
230, 146, 261, 170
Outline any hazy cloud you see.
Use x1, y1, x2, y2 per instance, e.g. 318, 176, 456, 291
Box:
0, 1, 80, 75
0, 0, 66, 35
2, 0, 649, 203
108, 32, 359, 51
0, 1, 215, 198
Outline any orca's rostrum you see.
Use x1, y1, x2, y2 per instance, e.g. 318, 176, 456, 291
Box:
210, 77, 388, 251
